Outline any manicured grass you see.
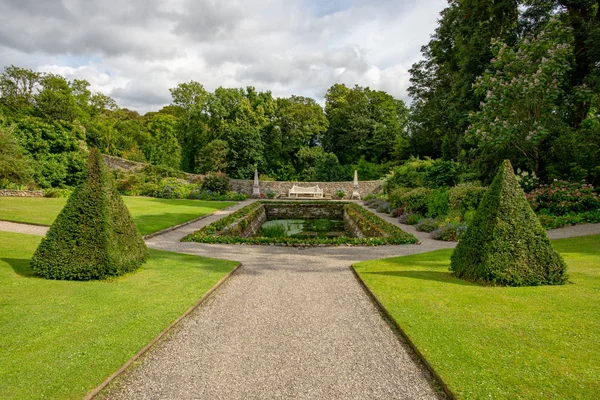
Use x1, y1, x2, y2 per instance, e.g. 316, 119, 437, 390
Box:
0, 196, 235, 235
353, 235, 600, 399
0, 231, 238, 400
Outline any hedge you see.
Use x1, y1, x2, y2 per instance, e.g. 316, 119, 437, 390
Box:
31, 148, 148, 280
450, 160, 567, 286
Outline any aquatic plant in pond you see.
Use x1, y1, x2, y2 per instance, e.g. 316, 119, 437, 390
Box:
259, 218, 348, 238
260, 219, 303, 237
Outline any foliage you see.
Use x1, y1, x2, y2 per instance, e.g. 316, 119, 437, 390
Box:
407, 0, 519, 160
195, 139, 228, 174
334, 189, 346, 199
265, 189, 278, 199
448, 182, 487, 215
450, 160, 568, 286
30, 149, 148, 280
390, 207, 404, 218
467, 18, 573, 176
385, 157, 434, 190
43, 188, 72, 198
183, 201, 418, 246
323, 83, 409, 165
389, 187, 433, 214
536, 210, 600, 230
415, 218, 439, 233
515, 168, 539, 193
376, 202, 390, 213
155, 178, 191, 199
526, 180, 600, 215
260, 222, 288, 238
398, 212, 422, 225
0, 124, 33, 185
426, 189, 450, 217
201, 171, 231, 194
146, 114, 181, 170
431, 222, 467, 241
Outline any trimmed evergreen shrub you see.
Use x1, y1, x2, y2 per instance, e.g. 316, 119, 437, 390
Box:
31, 149, 148, 280
450, 160, 568, 286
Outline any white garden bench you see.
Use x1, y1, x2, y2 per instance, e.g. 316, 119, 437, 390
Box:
288, 184, 324, 198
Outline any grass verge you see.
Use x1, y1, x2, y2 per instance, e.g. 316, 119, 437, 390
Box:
353, 235, 600, 399
0, 231, 238, 400
0, 196, 235, 235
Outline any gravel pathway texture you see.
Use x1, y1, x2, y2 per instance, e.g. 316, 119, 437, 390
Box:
0, 220, 49, 236
2, 201, 599, 399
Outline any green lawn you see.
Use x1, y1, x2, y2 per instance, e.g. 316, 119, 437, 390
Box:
0, 231, 238, 400
354, 235, 600, 399
0, 196, 236, 235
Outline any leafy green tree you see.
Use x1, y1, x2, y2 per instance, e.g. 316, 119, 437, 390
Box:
0, 124, 33, 186
467, 18, 573, 175
521, 0, 600, 126
34, 73, 79, 122
224, 125, 264, 179
0, 65, 39, 112
408, 0, 519, 160
169, 81, 209, 171
11, 116, 87, 187
195, 139, 228, 174
324, 84, 407, 165
146, 114, 181, 169
263, 96, 328, 179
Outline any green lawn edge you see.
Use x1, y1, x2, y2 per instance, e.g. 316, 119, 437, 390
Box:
0, 231, 239, 400
352, 235, 600, 399
0, 196, 236, 235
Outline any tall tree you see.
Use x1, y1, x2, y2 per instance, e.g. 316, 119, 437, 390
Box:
323, 84, 407, 165
466, 18, 573, 176
408, 0, 519, 160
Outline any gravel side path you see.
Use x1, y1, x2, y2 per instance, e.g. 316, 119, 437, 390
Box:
0, 220, 49, 236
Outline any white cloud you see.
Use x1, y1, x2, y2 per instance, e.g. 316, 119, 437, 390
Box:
0, 0, 447, 113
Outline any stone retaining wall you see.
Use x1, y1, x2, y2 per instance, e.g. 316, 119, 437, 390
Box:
230, 179, 382, 199
0, 190, 44, 197
266, 203, 345, 219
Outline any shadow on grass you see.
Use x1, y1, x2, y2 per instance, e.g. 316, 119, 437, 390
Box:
363, 270, 476, 286
1, 257, 35, 277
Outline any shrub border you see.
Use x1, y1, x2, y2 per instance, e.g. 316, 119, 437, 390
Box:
181, 201, 418, 246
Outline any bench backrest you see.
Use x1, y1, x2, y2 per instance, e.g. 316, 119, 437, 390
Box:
290, 185, 322, 193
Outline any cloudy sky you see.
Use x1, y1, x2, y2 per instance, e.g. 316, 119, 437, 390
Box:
0, 0, 447, 113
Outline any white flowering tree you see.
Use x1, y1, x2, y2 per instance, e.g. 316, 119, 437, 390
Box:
466, 18, 574, 174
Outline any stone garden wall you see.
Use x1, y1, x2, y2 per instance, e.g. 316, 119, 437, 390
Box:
265, 203, 345, 219
0, 190, 44, 197
103, 154, 383, 198
230, 179, 382, 199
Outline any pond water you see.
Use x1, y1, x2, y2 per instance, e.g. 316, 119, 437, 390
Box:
259, 218, 349, 238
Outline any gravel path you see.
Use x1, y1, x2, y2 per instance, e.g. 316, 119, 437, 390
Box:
0, 220, 49, 236
103, 201, 447, 399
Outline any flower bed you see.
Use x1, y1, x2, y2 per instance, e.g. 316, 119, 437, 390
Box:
182, 201, 418, 246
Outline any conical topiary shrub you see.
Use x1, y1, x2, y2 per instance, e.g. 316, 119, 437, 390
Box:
31, 148, 148, 280
450, 160, 567, 286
